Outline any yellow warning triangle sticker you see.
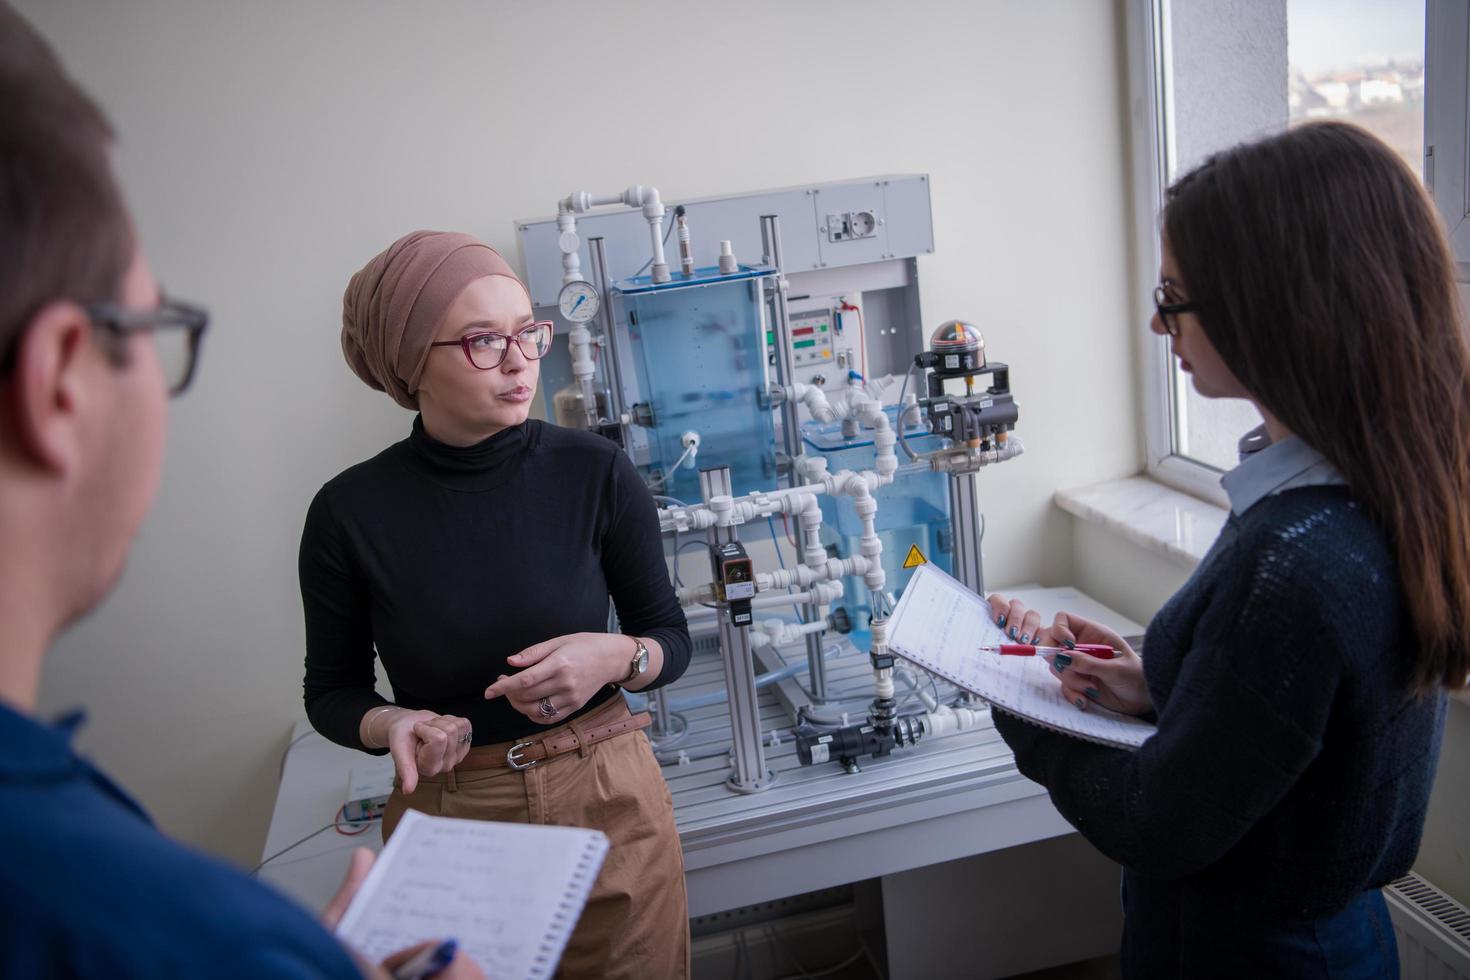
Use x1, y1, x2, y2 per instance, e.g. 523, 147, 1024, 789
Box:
902, 544, 928, 569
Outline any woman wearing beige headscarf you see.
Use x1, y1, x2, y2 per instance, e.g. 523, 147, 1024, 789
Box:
299, 230, 693, 978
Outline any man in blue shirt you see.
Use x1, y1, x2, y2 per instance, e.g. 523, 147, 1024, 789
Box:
0, 5, 480, 977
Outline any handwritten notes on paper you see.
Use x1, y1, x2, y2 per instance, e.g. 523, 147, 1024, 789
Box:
335, 809, 607, 979
888, 564, 1157, 749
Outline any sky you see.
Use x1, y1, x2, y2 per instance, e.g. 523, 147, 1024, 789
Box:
1287, 0, 1424, 74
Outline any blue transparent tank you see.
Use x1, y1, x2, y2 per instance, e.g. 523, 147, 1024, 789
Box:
801, 406, 952, 650
612, 266, 777, 501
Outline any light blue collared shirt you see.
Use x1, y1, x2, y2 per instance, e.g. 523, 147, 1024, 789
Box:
1219, 423, 1347, 517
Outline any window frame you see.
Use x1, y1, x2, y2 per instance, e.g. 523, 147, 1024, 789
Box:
1125, 0, 1231, 508
1423, 1, 1470, 701
1426, 0, 1470, 279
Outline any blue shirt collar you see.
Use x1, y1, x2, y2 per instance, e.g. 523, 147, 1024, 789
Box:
0, 700, 86, 779
1219, 423, 1347, 517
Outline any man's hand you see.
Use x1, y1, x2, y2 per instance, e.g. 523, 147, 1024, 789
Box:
321, 847, 374, 931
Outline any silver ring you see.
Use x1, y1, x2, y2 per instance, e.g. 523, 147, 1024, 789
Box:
538, 698, 556, 718
458, 731, 472, 745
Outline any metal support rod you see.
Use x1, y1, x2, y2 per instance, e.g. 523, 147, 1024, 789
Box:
760, 215, 828, 700
588, 237, 626, 433
760, 215, 802, 471
648, 686, 672, 736
702, 466, 775, 793
948, 470, 985, 595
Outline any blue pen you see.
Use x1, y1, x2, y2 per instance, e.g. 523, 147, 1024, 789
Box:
392, 937, 458, 980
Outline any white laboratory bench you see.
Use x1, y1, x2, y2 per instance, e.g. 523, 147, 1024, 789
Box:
262, 585, 1143, 979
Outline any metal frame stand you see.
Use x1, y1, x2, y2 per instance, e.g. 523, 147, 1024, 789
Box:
949, 470, 985, 596
703, 466, 776, 793
588, 237, 628, 444
760, 213, 829, 702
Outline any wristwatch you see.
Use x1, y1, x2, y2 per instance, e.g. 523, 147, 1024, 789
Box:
620, 638, 650, 686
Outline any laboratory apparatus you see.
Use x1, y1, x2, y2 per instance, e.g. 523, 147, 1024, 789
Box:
514, 175, 1024, 790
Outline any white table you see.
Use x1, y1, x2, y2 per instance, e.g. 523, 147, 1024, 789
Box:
262, 585, 1145, 978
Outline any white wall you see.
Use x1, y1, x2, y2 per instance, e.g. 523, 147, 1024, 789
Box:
17, 0, 1139, 865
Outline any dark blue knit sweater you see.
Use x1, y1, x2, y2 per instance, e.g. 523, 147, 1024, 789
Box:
996, 486, 1447, 919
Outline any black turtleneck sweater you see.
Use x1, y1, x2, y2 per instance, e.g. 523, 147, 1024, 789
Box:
299, 417, 691, 750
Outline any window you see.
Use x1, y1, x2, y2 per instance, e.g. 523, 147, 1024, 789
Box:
1128, 0, 1425, 500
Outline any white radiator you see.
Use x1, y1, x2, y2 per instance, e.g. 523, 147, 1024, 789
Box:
1386, 873, 1470, 980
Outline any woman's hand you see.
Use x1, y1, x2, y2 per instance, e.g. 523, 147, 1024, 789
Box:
361, 707, 473, 795
985, 596, 1153, 717
483, 632, 629, 725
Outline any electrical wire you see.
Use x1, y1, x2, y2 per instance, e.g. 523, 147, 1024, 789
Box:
767, 516, 786, 566
253, 806, 379, 874
334, 804, 377, 837
278, 729, 315, 782
673, 538, 710, 587
658, 493, 692, 589
766, 516, 805, 625
842, 303, 868, 383
771, 946, 866, 980
648, 441, 697, 490
896, 361, 922, 461
252, 822, 338, 875
764, 924, 870, 980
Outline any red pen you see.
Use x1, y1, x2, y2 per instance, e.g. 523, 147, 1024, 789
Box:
978, 643, 1118, 660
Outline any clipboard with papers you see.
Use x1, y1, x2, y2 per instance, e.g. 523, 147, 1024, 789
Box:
886, 564, 1158, 750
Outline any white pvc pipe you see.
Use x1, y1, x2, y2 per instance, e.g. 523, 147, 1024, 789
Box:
921, 703, 989, 739
785, 382, 837, 423
556, 209, 582, 285
567, 324, 598, 426
749, 617, 829, 649
556, 185, 669, 286
681, 580, 842, 616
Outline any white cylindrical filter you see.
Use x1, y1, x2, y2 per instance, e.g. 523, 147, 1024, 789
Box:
718, 239, 738, 275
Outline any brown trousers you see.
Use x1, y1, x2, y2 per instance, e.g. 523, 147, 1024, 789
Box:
382, 700, 690, 980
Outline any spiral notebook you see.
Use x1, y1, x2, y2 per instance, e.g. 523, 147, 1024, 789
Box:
888, 564, 1157, 750
335, 809, 608, 979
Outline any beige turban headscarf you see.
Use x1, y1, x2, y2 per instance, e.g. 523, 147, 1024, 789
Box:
341, 230, 529, 410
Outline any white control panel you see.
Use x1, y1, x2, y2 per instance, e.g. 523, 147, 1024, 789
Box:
789, 308, 837, 369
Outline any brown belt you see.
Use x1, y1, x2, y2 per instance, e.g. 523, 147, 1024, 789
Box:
462, 695, 651, 772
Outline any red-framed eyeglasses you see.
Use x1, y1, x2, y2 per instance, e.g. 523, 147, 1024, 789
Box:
429, 320, 555, 370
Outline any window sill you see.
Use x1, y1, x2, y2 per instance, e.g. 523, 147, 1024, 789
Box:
1055, 478, 1470, 707
1054, 476, 1228, 570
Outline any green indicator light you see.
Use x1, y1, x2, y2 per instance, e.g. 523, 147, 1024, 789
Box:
819, 324, 828, 332
766, 331, 775, 344
793, 339, 816, 349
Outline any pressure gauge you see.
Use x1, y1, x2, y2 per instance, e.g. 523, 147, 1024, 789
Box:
558, 280, 601, 323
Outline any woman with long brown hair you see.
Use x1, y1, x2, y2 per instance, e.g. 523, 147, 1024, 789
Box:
989, 122, 1468, 977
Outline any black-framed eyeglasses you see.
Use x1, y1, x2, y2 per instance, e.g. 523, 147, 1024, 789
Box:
87, 296, 209, 397
429, 320, 554, 371
1152, 280, 1198, 337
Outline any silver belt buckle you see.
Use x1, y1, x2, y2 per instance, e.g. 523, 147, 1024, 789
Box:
506, 741, 540, 771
